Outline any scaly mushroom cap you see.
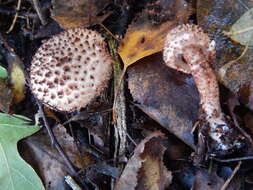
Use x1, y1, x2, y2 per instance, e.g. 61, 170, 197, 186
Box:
163, 24, 215, 74
30, 28, 112, 112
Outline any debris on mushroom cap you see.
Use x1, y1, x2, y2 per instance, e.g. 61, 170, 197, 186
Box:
163, 24, 215, 74
30, 28, 112, 112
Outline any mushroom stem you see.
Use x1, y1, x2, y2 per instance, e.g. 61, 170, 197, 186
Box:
183, 45, 229, 145
183, 45, 222, 120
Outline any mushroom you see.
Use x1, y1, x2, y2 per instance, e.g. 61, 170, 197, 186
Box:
163, 24, 244, 155
30, 28, 112, 112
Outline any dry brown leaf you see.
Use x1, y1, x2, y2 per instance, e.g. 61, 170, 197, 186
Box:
192, 169, 225, 190
136, 135, 172, 190
128, 53, 199, 148
118, 0, 190, 68
115, 131, 172, 190
51, 0, 111, 29
21, 124, 85, 190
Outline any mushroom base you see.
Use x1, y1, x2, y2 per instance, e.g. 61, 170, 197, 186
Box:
195, 117, 246, 159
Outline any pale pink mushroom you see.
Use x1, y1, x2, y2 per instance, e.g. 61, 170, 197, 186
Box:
163, 24, 243, 153
30, 28, 112, 112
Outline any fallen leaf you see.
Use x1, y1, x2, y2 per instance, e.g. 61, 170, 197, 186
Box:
51, 0, 111, 29
146, 0, 191, 25
21, 124, 85, 190
0, 65, 7, 78
118, 0, 190, 68
0, 113, 44, 190
128, 52, 199, 148
6, 52, 26, 103
192, 168, 224, 190
115, 131, 172, 190
118, 17, 174, 68
136, 136, 172, 190
224, 7, 253, 45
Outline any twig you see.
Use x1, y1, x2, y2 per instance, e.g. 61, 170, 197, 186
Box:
226, 93, 253, 145
65, 176, 82, 190
99, 23, 120, 42
214, 156, 253, 162
6, 0, 21, 33
238, 0, 250, 10
32, 0, 47, 25
220, 161, 241, 190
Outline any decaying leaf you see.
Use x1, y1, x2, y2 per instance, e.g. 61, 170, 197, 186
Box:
224, 7, 253, 45
118, 0, 190, 68
128, 53, 199, 148
51, 0, 111, 29
146, 0, 191, 25
22, 124, 85, 190
6, 52, 26, 103
192, 168, 224, 190
115, 131, 172, 190
0, 113, 44, 190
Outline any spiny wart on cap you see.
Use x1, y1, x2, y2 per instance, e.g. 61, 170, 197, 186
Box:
30, 28, 112, 112
163, 24, 244, 154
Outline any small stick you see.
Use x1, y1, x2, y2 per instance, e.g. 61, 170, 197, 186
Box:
65, 176, 82, 190
6, 0, 21, 33
214, 156, 253, 162
99, 23, 120, 42
227, 97, 253, 145
32, 0, 47, 25
220, 161, 241, 190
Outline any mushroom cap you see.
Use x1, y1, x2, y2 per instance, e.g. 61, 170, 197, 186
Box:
30, 28, 112, 112
163, 24, 215, 73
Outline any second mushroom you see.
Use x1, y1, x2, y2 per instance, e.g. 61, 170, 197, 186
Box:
163, 24, 245, 157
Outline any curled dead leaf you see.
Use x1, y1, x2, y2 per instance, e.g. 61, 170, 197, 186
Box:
115, 131, 172, 190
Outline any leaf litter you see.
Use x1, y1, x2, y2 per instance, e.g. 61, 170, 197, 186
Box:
1, 0, 253, 189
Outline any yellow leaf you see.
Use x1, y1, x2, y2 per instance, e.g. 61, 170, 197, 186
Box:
9, 56, 26, 103
118, 20, 175, 68
118, 0, 191, 68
